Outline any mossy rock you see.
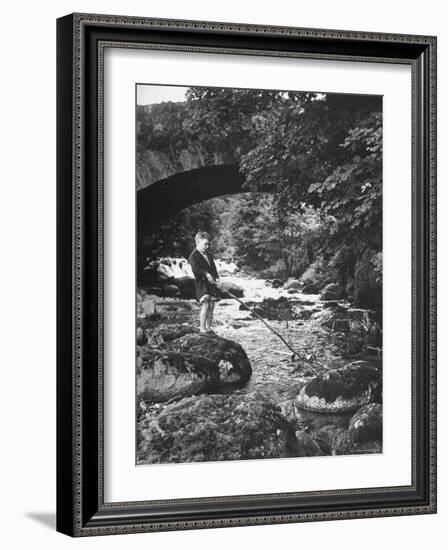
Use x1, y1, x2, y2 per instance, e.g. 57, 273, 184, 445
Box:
137, 347, 219, 402
137, 392, 321, 464
168, 333, 252, 388
296, 361, 381, 413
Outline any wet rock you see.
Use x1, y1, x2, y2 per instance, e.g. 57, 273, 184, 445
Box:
137, 392, 307, 464
162, 284, 180, 297
218, 280, 244, 298
320, 283, 348, 301
284, 278, 301, 290
168, 333, 252, 388
244, 296, 295, 321
145, 286, 162, 296
296, 361, 381, 413
302, 283, 320, 294
229, 321, 245, 329
293, 299, 316, 306
297, 309, 314, 320
322, 301, 348, 311
271, 278, 284, 288
136, 347, 219, 402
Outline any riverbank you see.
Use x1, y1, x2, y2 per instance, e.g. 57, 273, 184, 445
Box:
136, 269, 382, 463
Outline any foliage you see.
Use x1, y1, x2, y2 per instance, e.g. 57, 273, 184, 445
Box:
138, 88, 383, 310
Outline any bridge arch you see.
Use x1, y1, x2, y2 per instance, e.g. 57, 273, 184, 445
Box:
137, 163, 251, 236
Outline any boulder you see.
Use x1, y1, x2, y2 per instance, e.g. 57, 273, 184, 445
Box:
284, 278, 301, 290
218, 280, 244, 298
137, 347, 219, 402
161, 284, 180, 297
246, 296, 295, 321
271, 278, 284, 288
302, 283, 320, 294
137, 392, 314, 464
296, 361, 381, 413
320, 283, 348, 301
168, 333, 252, 388
147, 323, 198, 346
348, 403, 383, 444
297, 309, 314, 320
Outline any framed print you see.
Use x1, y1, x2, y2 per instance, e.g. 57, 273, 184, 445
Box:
56, 13, 437, 536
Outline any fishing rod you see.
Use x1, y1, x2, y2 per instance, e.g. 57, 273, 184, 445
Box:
220, 286, 312, 361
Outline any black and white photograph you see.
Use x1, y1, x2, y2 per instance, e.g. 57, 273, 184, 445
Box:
135, 84, 383, 465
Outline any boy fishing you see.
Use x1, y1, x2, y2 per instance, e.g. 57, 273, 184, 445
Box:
188, 231, 221, 334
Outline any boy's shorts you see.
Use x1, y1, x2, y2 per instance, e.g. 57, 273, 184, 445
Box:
199, 293, 220, 303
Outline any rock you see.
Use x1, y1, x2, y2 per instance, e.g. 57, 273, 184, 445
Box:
168, 333, 252, 388
294, 299, 315, 306
320, 283, 348, 301
297, 309, 313, 320
354, 249, 381, 311
229, 321, 245, 329
296, 361, 381, 413
287, 289, 298, 294
306, 417, 352, 455
294, 431, 326, 457
277, 398, 305, 425
328, 402, 383, 455
162, 284, 180, 297
137, 392, 310, 464
247, 296, 295, 321
348, 403, 383, 444
271, 278, 284, 288
145, 286, 162, 296
332, 332, 368, 359
302, 283, 320, 294
347, 309, 380, 342
322, 301, 348, 311
136, 326, 148, 346
332, 319, 351, 332
284, 278, 301, 290
218, 280, 244, 298
136, 347, 219, 402
148, 323, 198, 346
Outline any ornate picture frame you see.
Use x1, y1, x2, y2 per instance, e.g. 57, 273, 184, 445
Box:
56, 13, 436, 536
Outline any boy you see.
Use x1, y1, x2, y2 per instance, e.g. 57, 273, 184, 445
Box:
188, 231, 220, 334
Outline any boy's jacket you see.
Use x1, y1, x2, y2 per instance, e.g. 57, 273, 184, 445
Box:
188, 248, 219, 300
